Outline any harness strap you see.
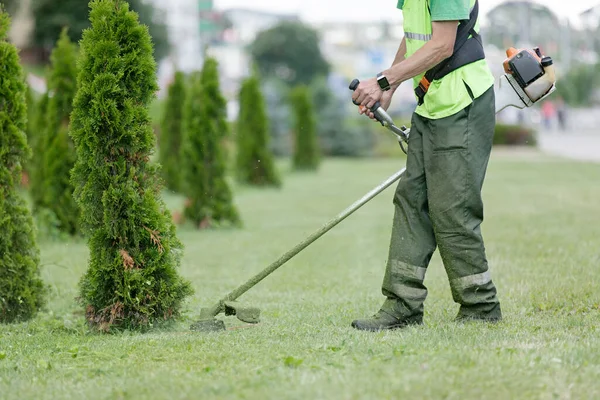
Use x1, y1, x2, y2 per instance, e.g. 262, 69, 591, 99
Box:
414, 0, 485, 106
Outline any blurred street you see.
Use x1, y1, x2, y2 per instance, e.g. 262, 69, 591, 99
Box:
535, 107, 600, 162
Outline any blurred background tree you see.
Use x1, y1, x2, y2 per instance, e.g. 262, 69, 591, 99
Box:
30, 0, 169, 61
309, 76, 374, 157
159, 70, 186, 193
181, 59, 241, 228
1, 0, 18, 14
250, 20, 330, 87
235, 73, 281, 187
290, 85, 320, 171
40, 27, 79, 236
554, 62, 600, 105
29, 91, 49, 210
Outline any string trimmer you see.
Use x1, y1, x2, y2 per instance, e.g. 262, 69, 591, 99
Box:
190, 46, 556, 332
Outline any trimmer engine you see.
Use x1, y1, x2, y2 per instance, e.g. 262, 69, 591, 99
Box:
495, 47, 556, 112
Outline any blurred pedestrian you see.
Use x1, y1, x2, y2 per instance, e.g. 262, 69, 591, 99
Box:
350, 0, 501, 331
556, 96, 567, 131
541, 100, 556, 131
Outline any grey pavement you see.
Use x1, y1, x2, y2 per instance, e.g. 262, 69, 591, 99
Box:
536, 107, 600, 162
538, 130, 600, 162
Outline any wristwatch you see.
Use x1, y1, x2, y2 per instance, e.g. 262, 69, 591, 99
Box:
377, 72, 391, 91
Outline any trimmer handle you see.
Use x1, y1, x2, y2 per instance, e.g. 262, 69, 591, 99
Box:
349, 79, 384, 126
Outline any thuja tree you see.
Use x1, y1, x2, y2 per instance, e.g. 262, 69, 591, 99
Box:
181, 60, 240, 228
29, 90, 49, 208
42, 27, 79, 235
200, 57, 229, 140
0, 8, 46, 323
23, 85, 35, 178
70, 0, 193, 332
158, 70, 186, 192
290, 85, 320, 170
235, 74, 281, 186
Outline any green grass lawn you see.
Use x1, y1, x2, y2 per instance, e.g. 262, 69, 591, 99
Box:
2, 151, 600, 399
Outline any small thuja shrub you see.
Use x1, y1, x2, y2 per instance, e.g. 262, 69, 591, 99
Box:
235, 74, 281, 187
290, 85, 320, 171
42, 27, 80, 235
159, 70, 186, 192
0, 7, 46, 323
181, 59, 241, 228
69, 0, 193, 332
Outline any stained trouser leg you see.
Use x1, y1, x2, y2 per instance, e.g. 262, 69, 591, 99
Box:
380, 113, 437, 320
424, 87, 502, 320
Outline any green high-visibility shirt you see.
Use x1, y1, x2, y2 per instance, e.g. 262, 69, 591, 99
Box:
396, 0, 494, 119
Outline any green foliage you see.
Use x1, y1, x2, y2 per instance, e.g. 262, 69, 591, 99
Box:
250, 21, 330, 86
0, 9, 46, 323
262, 78, 292, 156
41, 28, 79, 235
290, 85, 320, 170
309, 77, 374, 157
493, 124, 537, 146
23, 85, 36, 176
69, 0, 193, 332
159, 71, 186, 192
235, 74, 281, 187
29, 90, 48, 208
181, 59, 241, 228
31, 0, 170, 61
554, 63, 600, 106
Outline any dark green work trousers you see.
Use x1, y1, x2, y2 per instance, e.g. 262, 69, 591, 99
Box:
381, 86, 502, 320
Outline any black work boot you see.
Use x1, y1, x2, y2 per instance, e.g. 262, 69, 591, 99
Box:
351, 310, 423, 332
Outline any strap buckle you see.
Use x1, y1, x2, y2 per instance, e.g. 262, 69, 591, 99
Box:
415, 76, 430, 106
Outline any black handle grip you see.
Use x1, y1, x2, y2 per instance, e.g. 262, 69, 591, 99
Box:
349, 78, 384, 125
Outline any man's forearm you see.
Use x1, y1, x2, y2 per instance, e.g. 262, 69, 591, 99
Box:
383, 33, 454, 87
388, 38, 406, 90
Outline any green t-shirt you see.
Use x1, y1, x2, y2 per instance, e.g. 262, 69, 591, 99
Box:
397, 0, 470, 21
395, 0, 494, 119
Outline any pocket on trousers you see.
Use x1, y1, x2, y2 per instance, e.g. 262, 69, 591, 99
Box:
431, 105, 470, 153
428, 149, 469, 231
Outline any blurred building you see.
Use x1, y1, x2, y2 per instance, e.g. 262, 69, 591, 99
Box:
310, 19, 417, 112
206, 8, 299, 99
147, 0, 203, 94
580, 3, 600, 30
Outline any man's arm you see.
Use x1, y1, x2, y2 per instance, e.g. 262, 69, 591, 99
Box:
384, 21, 457, 88
352, 21, 458, 108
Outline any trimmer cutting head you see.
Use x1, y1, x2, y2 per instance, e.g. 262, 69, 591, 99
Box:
189, 302, 261, 332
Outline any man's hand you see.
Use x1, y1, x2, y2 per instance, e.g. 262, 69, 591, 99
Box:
360, 89, 395, 120
351, 77, 383, 110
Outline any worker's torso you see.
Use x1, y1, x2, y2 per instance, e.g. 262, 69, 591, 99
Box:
398, 0, 494, 119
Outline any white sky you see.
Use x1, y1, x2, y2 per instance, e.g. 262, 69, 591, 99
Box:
214, 0, 599, 24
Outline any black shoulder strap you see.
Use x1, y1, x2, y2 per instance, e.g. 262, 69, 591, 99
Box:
414, 0, 484, 105
427, 0, 479, 80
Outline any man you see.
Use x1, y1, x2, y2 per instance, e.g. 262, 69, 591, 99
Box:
350, 0, 502, 331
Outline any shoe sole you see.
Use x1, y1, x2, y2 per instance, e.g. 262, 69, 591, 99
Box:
351, 321, 422, 332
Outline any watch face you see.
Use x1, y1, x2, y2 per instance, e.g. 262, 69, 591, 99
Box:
378, 76, 390, 89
